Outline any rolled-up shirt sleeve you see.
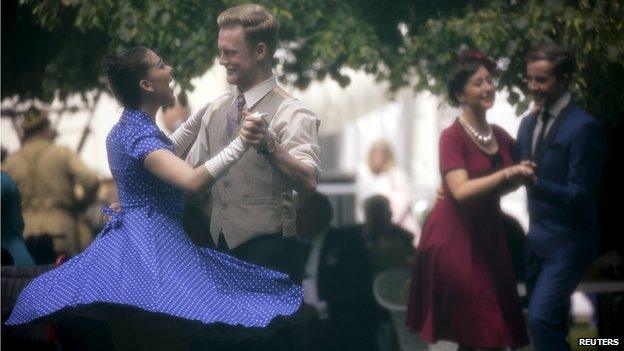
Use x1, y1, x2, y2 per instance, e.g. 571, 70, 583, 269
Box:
271, 99, 322, 175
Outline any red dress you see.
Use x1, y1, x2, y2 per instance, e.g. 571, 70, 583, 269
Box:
406, 119, 529, 348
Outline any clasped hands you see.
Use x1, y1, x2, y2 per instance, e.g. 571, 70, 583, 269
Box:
504, 160, 537, 188
238, 110, 271, 150
435, 160, 538, 201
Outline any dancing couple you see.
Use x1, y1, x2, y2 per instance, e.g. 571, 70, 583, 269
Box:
7, 4, 320, 351
407, 44, 605, 351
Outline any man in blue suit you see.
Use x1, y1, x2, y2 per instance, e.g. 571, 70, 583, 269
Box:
516, 43, 605, 351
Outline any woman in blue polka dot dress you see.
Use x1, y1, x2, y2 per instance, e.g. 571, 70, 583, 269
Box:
6, 47, 303, 346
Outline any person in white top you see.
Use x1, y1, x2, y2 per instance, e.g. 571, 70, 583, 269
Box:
356, 139, 419, 244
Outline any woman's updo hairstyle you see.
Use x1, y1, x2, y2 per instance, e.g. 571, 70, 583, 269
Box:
102, 46, 151, 109
447, 50, 497, 107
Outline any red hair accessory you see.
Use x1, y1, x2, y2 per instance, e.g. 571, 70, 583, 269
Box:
458, 50, 488, 61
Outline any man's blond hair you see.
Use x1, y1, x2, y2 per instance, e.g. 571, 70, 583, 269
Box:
217, 4, 279, 57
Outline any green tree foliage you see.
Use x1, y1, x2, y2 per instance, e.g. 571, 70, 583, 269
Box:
2, 0, 623, 124
393, 0, 624, 125
1, 0, 225, 102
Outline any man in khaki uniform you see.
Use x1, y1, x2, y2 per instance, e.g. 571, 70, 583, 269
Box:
3, 109, 100, 257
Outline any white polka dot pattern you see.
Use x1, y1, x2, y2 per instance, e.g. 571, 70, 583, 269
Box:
6, 109, 303, 328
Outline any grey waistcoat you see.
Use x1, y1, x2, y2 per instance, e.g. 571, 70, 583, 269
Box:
186, 87, 296, 249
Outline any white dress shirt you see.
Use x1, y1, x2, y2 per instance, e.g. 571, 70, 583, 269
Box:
531, 92, 571, 155
242, 75, 322, 173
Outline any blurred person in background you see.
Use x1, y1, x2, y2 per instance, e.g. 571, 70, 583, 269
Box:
406, 51, 532, 350
345, 194, 414, 351
1, 147, 35, 266
159, 92, 215, 246
3, 108, 100, 261
360, 195, 414, 274
159, 92, 216, 246
160, 91, 190, 134
356, 140, 419, 244
296, 192, 377, 351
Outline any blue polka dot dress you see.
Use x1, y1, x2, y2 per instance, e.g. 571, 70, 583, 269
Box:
6, 109, 303, 330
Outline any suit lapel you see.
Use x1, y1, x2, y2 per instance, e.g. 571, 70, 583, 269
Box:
536, 101, 575, 164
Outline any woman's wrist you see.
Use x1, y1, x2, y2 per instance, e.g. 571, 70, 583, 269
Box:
203, 137, 248, 179
500, 168, 515, 189
236, 135, 251, 151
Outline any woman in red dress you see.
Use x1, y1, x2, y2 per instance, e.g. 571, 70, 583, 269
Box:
406, 51, 532, 350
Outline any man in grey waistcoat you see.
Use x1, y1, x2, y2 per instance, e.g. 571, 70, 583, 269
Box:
181, 3, 321, 286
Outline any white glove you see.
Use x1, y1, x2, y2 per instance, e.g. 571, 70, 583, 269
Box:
170, 103, 210, 156
203, 137, 249, 180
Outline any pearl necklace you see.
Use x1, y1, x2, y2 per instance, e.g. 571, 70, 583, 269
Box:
458, 117, 493, 146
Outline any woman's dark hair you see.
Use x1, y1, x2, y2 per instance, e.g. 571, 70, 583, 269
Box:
447, 50, 497, 106
102, 46, 151, 109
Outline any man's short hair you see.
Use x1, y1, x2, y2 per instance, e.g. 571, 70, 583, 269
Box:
526, 43, 576, 84
363, 195, 391, 217
217, 4, 279, 57
296, 191, 333, 224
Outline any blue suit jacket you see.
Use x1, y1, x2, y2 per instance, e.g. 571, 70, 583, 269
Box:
516, 102, 605, 260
